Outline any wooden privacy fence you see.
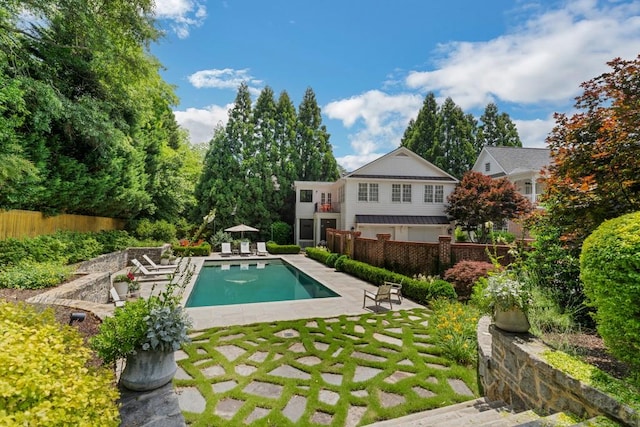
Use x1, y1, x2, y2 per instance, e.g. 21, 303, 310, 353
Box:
0, 209, 126, 240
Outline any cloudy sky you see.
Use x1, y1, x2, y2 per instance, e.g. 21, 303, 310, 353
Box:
150, 0, 640, 171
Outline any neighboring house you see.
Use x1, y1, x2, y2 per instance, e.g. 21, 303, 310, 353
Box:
294, 147, 458, 248
472, 146, 551, 206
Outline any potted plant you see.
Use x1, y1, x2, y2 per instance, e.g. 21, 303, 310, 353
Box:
128, 279, 141, 298
160, 250, 172, 265
112, 271, 136, 299
485, 271, 531, 333
92, 262, 194, 391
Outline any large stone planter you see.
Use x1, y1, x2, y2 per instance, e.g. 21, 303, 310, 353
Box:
120, 350, 177, 391
494, 307, 530, 333
113, 281, 129, 299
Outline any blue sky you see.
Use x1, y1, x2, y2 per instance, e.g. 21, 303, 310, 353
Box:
151, 0, 640, 171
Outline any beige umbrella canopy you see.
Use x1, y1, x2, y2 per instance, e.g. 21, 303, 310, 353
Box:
225, 224, 259, 239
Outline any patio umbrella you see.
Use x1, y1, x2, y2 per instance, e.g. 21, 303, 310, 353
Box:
225, 223, 259, 239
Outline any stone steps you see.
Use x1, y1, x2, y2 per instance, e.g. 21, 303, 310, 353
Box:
368, 397, 605, 427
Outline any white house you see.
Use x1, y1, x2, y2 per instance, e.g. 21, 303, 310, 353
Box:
472, 146, 551, 205
294, 147, 458, 247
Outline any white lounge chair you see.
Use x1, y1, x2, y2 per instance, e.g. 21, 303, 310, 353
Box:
256, 241, 268, 256
110, 287, 125, 307
221, 242, 232, 257
363, 283, 393, 311
143, 254, 178, 271
131, 259, 172, 280
240, 241, 251, 256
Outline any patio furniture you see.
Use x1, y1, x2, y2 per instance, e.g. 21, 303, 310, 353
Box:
256, 241, 268, 256
143, 254, 178, 272
110, 287, 125, 307
386, 281, 403, 303
240, 241, 251, 256
363, 283, 393, 310
131, 259, 172, 280
221, 242, 232, 257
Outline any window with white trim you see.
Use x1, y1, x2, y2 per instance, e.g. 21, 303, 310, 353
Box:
402, 184, 412, 203
435, 185, 444, 203
369, 184, 378, 202
424, 185, 433, 203
358, 183, 368, 201
392, 184, 401, 202
524, 182, 532, 195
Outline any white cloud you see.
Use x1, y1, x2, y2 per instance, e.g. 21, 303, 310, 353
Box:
405, 0, 640, 110
514, 117, 558, 148
337, 153, 384, 173
173, 104, 232, 144
154, 0, 207, 39
188, 68, 263, 96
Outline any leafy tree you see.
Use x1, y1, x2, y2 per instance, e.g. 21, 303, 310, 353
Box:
529, 55, 640, 324
437, 98, 478, 178
446, 171, 532, 243
477, 103, 522, 148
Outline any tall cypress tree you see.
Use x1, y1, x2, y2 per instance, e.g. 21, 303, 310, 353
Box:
477, 103, 522, 147
401, 92, 439, 161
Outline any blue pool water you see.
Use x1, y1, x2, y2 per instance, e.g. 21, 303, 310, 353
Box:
185, 259, 340, 307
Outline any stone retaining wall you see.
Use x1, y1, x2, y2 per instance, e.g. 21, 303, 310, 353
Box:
477, 316, 639, 426
74, 250, 128, 273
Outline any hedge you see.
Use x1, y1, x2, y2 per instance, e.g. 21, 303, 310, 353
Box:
305, 247, 331, 263
266, 242, 300, 254
172, 242, 211, 256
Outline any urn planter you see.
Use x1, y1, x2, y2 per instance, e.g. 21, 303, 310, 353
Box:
113, 281, 129, 299
494, 307, 530, 333
120, 349, 177, 391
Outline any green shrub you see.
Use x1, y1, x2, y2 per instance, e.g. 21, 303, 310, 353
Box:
489, 230, 515, 243
134, 219, 176, 242
454, 226, 467, 242
580, 211, 640, 373
0, 302, 120, 425
271, 221, 292, 245
338, 257, 456, 304
326, 253, 339, 268
265, 242, 300, 254
0, 238, 30, 267
172, 242, 211, 256
209, 231, 232, 251
0, 261, 73, 289
305, 247, 331, 264
334, 255, 349, 271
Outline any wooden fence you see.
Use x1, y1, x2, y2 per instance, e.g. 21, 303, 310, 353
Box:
0, 209, 126, 240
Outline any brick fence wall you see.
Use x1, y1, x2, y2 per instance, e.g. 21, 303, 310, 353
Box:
326, 229, 518, 276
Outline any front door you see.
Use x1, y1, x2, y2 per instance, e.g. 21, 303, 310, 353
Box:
320, 219, 336, 242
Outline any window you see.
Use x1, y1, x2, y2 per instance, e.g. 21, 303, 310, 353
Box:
299, 189, 313, 203
369, 184, 378, 202
327, 193, 332, 204
358, 183, 378, 202
392, 184, 401, 202
485, 162, 491, 172
358, 183, 368, 201
524, 182, 532, 195
321, 193, 326, 204
299, 219, 313, 240
402, 184, 412, 202
424, 185, 433, 203
435, 185, 444, 203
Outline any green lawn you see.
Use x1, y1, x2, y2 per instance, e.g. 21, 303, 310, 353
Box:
175, 308, 479, 426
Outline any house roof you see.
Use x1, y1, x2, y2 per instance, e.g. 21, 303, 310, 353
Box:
348, 174, 456, 182
481, 146, 550, 175
355, 215, 450, 225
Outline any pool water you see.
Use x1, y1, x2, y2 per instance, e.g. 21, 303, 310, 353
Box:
185, 259, 340, 307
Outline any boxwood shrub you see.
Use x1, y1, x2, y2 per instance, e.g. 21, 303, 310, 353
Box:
326, 253, 339, 268
0, 301, 120, 425
337, 257, 456, 304
580, 211, 640, 373
266, 242, 300, 254
305, 247, 331, 263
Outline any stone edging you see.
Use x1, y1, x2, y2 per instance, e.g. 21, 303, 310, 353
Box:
477, 315, 639, 427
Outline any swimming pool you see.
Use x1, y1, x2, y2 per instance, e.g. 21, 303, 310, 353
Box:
185, 259, 340, 307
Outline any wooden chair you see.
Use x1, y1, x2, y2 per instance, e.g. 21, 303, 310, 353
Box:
363, 283, 393, 310
385, 281, 403, 303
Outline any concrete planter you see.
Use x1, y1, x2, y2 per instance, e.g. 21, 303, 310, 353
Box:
120, 350, 177, 391
113, 281, 129, 299
494, 307, 530, 333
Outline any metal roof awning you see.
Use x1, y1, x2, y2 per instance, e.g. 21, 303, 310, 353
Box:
355, 215, 450, 225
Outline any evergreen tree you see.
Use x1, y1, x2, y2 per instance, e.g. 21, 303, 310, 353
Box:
477, 103, 522, 148
400, 92, 439, 160
274, 91, 299, 224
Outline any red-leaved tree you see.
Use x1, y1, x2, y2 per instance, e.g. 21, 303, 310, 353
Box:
446, 171, 532, 243
542, 55, 640, 246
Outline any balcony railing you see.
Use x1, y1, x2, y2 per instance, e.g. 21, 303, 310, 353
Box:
315, 202, 340, 213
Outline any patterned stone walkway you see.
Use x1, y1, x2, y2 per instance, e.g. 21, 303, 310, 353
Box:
173, 308, 477, 426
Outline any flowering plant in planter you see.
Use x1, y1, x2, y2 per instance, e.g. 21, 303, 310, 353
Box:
113, 271, 136, 284
484, 271, 532, 313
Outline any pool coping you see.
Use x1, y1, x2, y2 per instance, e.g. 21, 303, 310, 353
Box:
180, 253, 424, 330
